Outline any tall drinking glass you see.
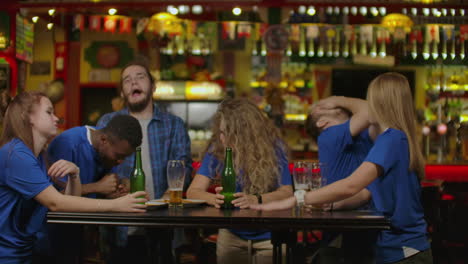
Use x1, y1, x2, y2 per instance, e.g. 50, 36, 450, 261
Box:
293, 161, 312, 210
293, 161, 312, 192
167, 160, 185, 208
310, 162, 329, 210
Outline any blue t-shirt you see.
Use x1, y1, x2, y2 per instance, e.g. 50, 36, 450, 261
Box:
318, 120, 376, 252
48, 126, 110, 197
36, 126, 110, 256
318, 120, 373, 184
197, 149, 292, 240
365, 128, 430, 263
0, 139, 51, 264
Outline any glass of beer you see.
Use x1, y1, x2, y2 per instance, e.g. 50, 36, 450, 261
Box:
167, 160, 185, 208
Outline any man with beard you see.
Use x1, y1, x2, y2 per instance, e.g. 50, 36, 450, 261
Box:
33, 114, 143, 264
96, 61, 192, 264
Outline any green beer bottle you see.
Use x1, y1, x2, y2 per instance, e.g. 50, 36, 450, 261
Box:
221, 147, 236, 209
130, 146, 145, 200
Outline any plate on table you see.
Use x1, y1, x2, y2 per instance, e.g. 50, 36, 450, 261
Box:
145, 201, 167, 210
154, 199, 207, 207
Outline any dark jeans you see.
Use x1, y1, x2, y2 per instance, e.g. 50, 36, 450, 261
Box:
107, 229, 174, 264
316, 231, 376, 264
393, 250, 433, 264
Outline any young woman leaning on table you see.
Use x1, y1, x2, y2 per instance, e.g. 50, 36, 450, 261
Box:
252, 73, 433, 264
0, 91, 147, 264
187, 98, 293, 264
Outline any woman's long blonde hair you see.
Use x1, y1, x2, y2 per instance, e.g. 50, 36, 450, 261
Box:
367, 72, 425, 177
205, 98, 288, 194
0, 91, 46, 151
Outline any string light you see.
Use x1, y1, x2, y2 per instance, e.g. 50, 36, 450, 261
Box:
178, 5, 189, 15
108, 8, 117, 15
359, 6, 367, 16
298, 6, 306, 14
334, 6, 340, 15
192, 5, 203, 15
422, 8, 430, 16
232, 7, 242, 16
31, 16, 39, 23
379, 7, 386, 16
343, 7, 349, 15
167, 5, 178, 15
307, 6, 316, 16
47, 23, 54, 30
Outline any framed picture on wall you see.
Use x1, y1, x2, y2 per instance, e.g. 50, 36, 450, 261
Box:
0, 64, 10, 91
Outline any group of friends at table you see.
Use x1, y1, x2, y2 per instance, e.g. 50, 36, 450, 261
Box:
0, 60, 432, 264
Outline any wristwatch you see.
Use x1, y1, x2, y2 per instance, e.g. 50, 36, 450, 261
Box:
294, 190, 306, 206
255, 194, 263, 204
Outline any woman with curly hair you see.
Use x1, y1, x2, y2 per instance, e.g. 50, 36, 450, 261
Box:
187, 98, 293, 264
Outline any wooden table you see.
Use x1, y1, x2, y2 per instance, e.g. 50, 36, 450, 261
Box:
48, 206, 390, 264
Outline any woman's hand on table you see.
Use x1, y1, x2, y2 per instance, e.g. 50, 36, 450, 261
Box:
232, 192, 257, 209
304, 203, 333, 213
113, 191, 148, 213
213, 186, 226, 209
251, 196, 296, 211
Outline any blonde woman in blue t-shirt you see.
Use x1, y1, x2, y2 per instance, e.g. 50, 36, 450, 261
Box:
0, 91, 147, 263
253, 73, 432, 264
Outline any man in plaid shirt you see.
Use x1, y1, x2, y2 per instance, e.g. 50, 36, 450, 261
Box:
97, 60, 192, 264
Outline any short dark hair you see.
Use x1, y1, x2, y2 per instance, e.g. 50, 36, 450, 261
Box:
101, 115, 142, 149
305, 114, 320, 141
305, 107, 352, 141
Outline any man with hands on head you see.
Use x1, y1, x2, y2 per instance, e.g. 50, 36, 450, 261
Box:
304, 96, 377, 264
253, 73, 433, 264
48, 114, 143, 198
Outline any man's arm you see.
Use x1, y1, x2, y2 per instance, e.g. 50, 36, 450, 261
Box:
316, 96, 369, 137
331, 189, 371, 210
81, 173, 119, 195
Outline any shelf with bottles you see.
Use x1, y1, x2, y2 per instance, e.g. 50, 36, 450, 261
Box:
251, 61, 313, 121
424, 65, 468, 100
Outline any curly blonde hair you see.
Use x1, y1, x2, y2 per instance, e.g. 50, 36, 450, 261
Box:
205, 98, 288, 195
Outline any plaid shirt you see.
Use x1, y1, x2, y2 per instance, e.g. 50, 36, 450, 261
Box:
96, 104, 193, 198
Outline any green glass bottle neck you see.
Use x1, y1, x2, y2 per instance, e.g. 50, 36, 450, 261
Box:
134, 147, 142, 169
224, 148, 233, 169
